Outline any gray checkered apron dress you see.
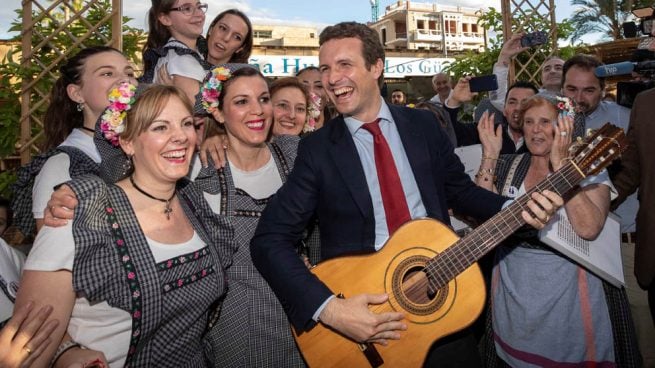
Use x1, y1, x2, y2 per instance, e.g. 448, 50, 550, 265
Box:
199, 138, 306, 367
480, 153, 642, 367
68, 175, 232, 367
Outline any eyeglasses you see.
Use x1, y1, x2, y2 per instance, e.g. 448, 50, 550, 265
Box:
275, 102, 307, 115
169, 3, 208, 16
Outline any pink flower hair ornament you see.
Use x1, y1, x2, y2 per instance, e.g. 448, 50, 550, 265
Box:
201, 66, 232, 114
100, 82, 137, 146
555, 95, 576, 118
303, 92, 322, 133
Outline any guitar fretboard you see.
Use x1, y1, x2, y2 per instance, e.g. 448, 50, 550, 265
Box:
426, 161, 585, 288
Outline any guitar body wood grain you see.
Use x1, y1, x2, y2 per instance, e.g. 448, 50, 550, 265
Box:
294, 218, 486, 368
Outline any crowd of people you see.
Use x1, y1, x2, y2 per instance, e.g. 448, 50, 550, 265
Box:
0, 1, 653, 367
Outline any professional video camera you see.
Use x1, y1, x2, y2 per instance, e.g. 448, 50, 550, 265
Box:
594, 6, 655, 108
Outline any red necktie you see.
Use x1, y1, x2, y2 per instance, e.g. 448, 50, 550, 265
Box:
361, 119, 411, 234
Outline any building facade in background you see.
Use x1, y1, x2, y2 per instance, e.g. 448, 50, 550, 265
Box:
370, 1, 486, 53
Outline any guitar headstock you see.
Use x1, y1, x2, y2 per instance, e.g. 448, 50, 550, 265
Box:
572, 123, 628, 176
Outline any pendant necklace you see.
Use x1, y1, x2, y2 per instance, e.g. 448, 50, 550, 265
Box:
129, 175, 176, 220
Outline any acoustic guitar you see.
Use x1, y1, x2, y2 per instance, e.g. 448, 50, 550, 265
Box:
293, 123, 627, 367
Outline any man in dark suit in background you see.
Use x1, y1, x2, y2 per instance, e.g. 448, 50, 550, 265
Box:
611, 87, 655, 364
251, 22, 562, 367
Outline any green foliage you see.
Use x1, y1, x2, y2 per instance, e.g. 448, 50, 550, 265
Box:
569, 0, 655, 42
0, 50, 21, 159
0, 171, 17, 199
445, 7, 582, 84
0, 0, 146, 198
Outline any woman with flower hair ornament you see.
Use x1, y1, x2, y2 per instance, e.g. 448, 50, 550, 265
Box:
269, 77, 318, 137
192, 65, 307, 367
15, 84, 234, 368
10, 47, 138, 237
296, 66, 338, 130
475, 93, 641, 367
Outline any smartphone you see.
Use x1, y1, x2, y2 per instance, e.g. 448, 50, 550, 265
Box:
468, 74, 498, 93
521, 31, 548, 48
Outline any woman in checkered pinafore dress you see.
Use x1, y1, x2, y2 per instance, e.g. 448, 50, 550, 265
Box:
15, 86, 234, 367
476, 94, 641, 367
11, 46, 137, 239
194, 66, 308, 367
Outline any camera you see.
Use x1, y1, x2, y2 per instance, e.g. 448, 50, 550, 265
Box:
622, 7, 655, 38
614, 6, 655, 108
520, 31, 548, 48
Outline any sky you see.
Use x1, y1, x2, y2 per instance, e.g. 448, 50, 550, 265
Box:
0, 0, 585, 41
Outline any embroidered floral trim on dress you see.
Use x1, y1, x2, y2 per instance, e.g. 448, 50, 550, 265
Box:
162, 267, 215, 293
106, 206, 143, 362
156, 248, 210, 271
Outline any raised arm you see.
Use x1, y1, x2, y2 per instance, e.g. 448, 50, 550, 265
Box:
475, 111, 503, 192
490, 33, 528, 110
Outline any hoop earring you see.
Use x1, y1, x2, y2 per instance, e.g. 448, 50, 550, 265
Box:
76, 103, 84, 112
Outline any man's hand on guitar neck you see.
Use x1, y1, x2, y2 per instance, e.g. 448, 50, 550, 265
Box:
318, 294, 406, 345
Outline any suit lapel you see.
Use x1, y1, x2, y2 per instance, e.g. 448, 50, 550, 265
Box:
328, 117, 374, 218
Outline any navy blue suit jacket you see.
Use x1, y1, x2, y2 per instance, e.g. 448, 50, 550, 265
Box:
251, 104, 506, 331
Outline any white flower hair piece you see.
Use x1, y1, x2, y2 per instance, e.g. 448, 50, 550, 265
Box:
555, 95, 576, 118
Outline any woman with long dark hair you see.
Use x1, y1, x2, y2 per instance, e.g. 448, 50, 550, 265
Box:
27, 47, 137, 233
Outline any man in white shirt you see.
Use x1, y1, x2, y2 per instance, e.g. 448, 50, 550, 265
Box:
429, 72, 452, 105
562, 53, 653, 363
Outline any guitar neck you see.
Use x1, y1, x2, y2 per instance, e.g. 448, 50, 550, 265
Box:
428, 161, 586, 288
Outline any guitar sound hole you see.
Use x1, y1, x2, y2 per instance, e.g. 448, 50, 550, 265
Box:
401, 267, 432, 304
392, 255, 448, 315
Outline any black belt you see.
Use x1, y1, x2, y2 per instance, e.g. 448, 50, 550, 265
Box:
622, 232, 637, 243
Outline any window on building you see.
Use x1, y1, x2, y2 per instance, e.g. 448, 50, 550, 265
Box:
471, 24, 479, 33
310, 33, 315, 38
395, 22, 407, 38
446, 20, 456, 34
253, 30, 272, 39
462, 23, 469, 33
417, 20, 425, 29
428, 20, 437, 30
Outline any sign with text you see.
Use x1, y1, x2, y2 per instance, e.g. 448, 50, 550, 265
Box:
247, 55, 454, 77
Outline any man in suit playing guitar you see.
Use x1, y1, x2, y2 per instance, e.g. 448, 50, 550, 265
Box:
251, 22, 563, 367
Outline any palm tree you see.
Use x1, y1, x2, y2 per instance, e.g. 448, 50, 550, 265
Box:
569, 0, 655, 42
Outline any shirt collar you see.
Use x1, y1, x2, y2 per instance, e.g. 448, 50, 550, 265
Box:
344, 96, 394, 135
585, 100, 609, 121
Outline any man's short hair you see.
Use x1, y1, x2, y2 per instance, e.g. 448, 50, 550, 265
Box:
562, 54, 605, 89
505, 81, 539, 101
319, 22, 385, 85
392, 89, 405, 95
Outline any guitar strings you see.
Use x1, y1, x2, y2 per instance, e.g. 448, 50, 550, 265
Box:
365, 161, 586, 316
366, 163, 580, 315
367, 133, 621, 316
